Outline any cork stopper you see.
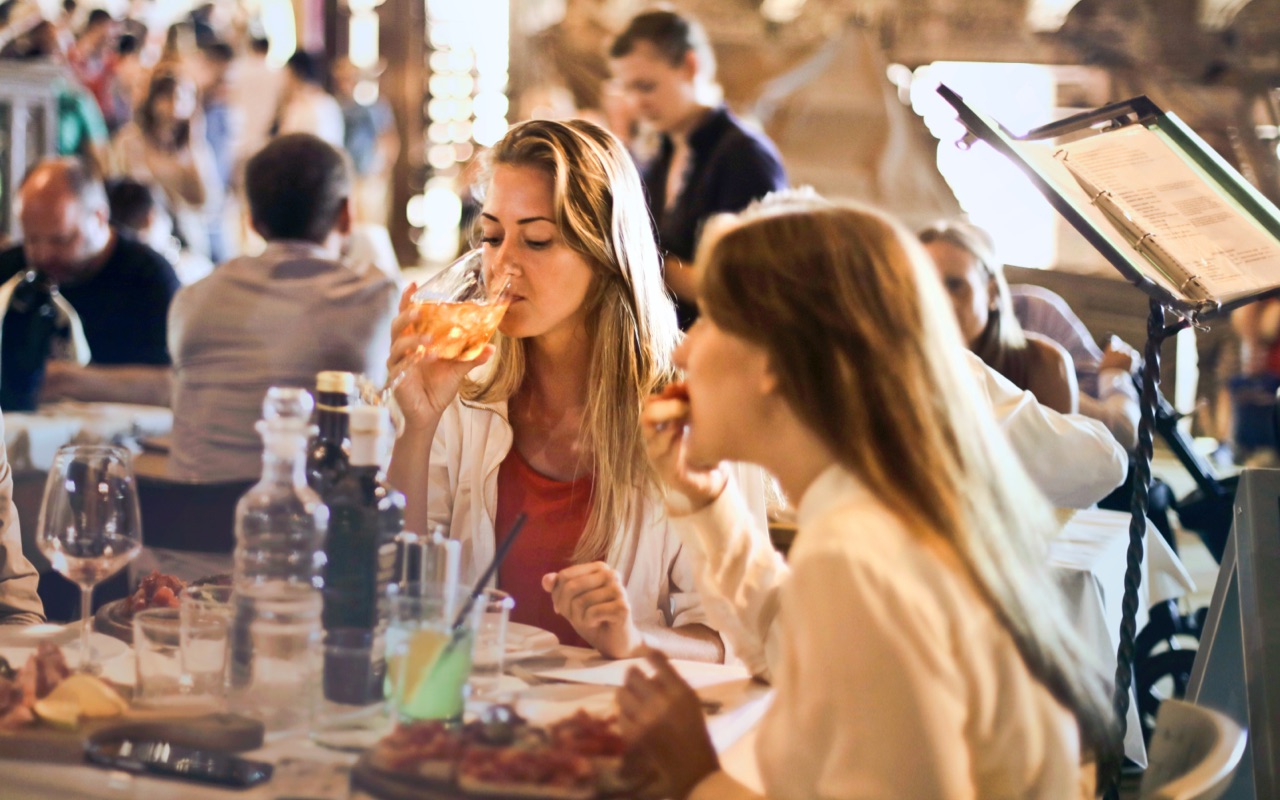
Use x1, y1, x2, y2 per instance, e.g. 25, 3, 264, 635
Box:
316, 371, 357, 394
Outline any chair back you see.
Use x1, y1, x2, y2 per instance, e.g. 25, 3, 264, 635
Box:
1139, 699, 1247, 800
137, 476, 255, 555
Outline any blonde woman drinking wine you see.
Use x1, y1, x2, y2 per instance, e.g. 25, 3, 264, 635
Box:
386, 118, 766, 661
625, 196, 1117, 798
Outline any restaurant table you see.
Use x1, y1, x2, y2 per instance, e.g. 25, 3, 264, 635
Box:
1050, 507, 1196, 768
4, 402, 173, 475
0, 643, 773, 799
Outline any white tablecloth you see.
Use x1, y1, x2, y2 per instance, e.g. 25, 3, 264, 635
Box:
1050, 508, 1196, 767
4, 402, 173, 473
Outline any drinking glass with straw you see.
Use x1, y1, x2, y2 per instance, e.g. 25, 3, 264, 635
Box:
385, 515, 527, 721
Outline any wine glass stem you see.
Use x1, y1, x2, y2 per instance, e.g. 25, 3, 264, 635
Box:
79, 584, 94, 672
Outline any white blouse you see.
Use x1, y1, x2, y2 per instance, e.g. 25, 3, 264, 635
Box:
425, 397, 769, 636
677, 467, 1087, 800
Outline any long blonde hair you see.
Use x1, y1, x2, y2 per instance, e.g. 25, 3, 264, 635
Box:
698, 197, 1119, 767
463, 119, 681, 565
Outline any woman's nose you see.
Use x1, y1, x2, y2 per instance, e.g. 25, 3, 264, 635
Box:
673, 334, 690, 369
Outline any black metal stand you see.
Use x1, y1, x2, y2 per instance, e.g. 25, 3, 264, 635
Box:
1103, 299, 1190, 798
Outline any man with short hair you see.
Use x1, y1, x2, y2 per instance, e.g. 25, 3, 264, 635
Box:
168, 133, 398, 482
0, 158, 180, 409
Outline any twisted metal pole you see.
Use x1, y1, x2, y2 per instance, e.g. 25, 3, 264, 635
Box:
1103, 298, 1168, 799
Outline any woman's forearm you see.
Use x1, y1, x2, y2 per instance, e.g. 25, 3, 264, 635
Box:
641, 623, 725, 664
388, 423, 439, 536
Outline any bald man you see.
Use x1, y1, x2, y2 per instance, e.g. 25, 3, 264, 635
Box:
0, 158, 179, 407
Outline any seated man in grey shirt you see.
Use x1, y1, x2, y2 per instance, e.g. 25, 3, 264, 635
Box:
168, 133, 399, 482
0, 416, 45, 624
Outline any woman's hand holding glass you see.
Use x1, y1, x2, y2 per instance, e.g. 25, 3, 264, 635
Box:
640, 393, 726, 515
541, 562, 642, 659
386, 283, 495, 430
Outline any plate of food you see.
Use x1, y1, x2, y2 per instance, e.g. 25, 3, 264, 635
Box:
505, 624, 559, 662
93, 571, 188, 644
352, 708, 642, 800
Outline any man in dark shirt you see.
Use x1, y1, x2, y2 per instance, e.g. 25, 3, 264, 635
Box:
0, 158, 179, 406
610, 9, 787, 329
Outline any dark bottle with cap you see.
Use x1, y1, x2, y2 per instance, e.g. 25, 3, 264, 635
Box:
320, 405, 404, 704
0, 271, 70, 412
306, 371, 355, 495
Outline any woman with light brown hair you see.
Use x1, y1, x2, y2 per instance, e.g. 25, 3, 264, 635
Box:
386, 118, 766, 661
920, 220, 1078, 415
626, 196, 1117, 798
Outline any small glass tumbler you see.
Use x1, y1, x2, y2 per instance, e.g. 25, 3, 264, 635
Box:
312, 628, 390, 751
133, 607, 226, 710
469, 589, 513, 699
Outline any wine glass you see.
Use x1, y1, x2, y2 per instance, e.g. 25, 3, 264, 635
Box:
364, 249, 512, 406
37, 444, 143, 673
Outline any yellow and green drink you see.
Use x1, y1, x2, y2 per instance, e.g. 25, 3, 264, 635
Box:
385, 582, 482, 721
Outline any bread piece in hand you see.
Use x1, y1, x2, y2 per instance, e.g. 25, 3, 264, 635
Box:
649, 381, 690, 429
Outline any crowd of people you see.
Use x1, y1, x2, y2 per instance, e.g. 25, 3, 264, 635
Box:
0, 4, 1240, 798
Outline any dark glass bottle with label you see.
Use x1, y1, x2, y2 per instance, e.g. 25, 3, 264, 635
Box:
1, 270, 70, 411
306, 371, 354, 494
320, 405, 403, 704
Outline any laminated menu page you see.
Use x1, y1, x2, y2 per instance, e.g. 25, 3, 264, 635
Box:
1021, 123, 1280, 304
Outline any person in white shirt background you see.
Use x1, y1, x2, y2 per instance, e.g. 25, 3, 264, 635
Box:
627, 196, 1119, 799
272, 49, 344, 148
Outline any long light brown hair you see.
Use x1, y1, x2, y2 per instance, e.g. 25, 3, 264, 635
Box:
463, 119, 681, 566
698, 197, 1119, 767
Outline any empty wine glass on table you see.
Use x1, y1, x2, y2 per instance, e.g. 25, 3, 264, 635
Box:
363, 248, 512, 406
37, 444, 143, 673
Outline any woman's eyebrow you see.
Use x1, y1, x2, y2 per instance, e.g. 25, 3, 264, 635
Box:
480, 213, 555, 225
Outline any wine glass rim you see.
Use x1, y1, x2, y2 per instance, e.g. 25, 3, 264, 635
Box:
53, 443, 132, 459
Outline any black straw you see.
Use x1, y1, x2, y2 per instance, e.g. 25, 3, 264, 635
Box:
450, 512, 527, 633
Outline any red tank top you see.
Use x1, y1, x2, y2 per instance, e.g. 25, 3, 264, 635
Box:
495, 447, 594, 649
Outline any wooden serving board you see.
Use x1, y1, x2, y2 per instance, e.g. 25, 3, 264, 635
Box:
92, 599, 133, 644
0, 711, 263, 764
350, 752, 642, 800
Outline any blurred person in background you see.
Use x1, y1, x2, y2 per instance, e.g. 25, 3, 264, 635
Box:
0, 16, 110, 175
0, 159, 178, 406
608, 8, 787, 330
920, 220, 1078, 416
106, 176, 213, 285
1011, 284, 1140, 452
229, 34, 282, 173
108, 31, 147, 131
112, 71, 221, 260
273, 49, 343, 147
168, 134, 397, 483
67, 7, 117, 125
334, 57, 398, 227
196, 40, 238, 262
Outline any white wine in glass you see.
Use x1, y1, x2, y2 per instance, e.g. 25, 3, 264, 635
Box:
37, 444, 143, 673
370, 249, 511, 405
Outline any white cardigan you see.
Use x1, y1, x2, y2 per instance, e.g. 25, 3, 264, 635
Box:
679, 467, 1087, 800
425, 396, 769, 632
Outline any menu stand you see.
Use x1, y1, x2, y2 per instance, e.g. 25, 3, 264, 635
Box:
939, 85, 1280, 798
